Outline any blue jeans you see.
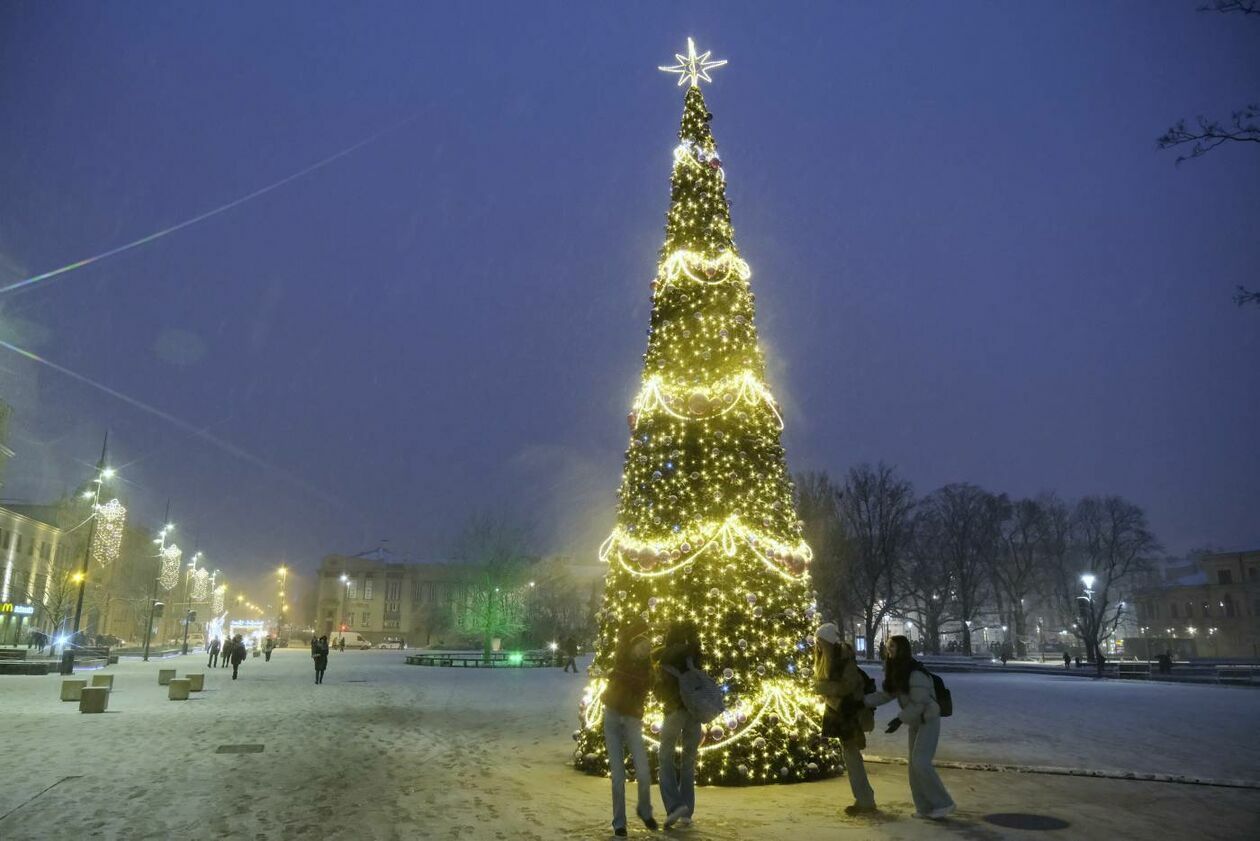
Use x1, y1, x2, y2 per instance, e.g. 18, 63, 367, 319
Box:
658, 708, 702, 817
604, 709, 653, 830
907, 719, 954, 816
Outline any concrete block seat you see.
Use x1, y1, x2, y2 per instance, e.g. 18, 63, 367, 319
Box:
158, 668, 176, 685
90, 673, 114, 689
168, 678, 191, 700
186, 673, 205, 691
60, 679, 88, 701
79, 686, 109, 713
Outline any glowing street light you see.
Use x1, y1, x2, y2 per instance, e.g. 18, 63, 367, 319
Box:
62, 433, 114, 673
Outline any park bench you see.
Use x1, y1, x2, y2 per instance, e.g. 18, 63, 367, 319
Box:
0, 648, 28, 660
1215, 665, 1258, 686
1117, 662, 1151, 680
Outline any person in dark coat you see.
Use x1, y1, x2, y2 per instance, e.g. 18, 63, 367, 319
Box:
815, 622, 877, 814
656, 620, 703, 829
562, 635, 579, 673
220, 636, 232, 668
208, 636, 222, 668
264, 635, 275, 662
313, 635, 329, 684
1063, 651, 1071, 669
601, 618, 656, 836
230, 634, 247, 679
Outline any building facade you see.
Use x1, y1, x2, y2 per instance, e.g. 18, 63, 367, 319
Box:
0, 505, 67, 645
1132, 550, 1260, 658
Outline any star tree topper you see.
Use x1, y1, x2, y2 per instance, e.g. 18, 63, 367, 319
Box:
659, 37, 727, 87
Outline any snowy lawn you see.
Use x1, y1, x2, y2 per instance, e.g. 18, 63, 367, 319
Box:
0, 650, 1256, 840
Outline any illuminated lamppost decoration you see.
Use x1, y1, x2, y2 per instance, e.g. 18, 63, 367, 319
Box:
212, 584, 226, 615
159, 543, 182, 590
192, 567, 210, 601
90, 498, 127, 566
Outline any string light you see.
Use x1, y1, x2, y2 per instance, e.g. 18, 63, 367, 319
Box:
212, 584, 225, 615
576, 55, 836, 786
90, 499, 126, 567
159, 543, 182, 590
192, 567, 210, 601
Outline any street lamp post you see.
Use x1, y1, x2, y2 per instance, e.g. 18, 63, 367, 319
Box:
180, 551, 202, 656
142, 505, 173, 663
277, 565, 288, 640
338, 574, 349, 644
60, 435, 112, 674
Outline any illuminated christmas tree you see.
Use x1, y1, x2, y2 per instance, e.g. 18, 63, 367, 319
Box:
575, 40, 837, 786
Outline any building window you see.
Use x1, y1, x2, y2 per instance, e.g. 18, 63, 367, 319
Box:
344, 612, 354, 628
364, 578, 374, 600
1217, 569, 1233, 585
1249, 567, 1258, 582
386, 580, 401, 602
360, 613, 370, 628
347, 579, 358, 599
1202, 601, 1211, 618
1223, 595, 1236, 619
0, 528, 9, 549
1169, 603, 1178, 618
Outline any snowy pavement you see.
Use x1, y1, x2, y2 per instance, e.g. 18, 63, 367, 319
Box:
1, 650, 1257, 840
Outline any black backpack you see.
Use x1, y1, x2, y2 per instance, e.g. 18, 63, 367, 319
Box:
914, 663, 953, 717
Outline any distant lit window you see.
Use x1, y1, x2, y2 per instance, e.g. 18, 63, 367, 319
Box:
364, 578, 374, 600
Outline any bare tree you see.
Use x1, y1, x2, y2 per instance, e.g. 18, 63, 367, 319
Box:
795, 471, 850, 631
991, 497, 1050, 656
920, 483, 1004, 655
1198, 1, 1259, 15
451, 512, 534, 656
837, 464, 915, 660
903, 509, 955, 655
1051, 496, 1161, 663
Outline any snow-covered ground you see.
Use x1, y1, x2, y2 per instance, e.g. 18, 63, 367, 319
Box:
1, 650, 1256, 840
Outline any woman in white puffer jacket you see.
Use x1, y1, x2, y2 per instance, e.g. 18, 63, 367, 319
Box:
865, 635, 955, 820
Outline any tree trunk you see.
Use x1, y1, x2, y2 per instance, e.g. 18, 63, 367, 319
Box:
961, 622, 972, 655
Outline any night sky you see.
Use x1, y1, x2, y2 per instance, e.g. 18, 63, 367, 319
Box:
1, 2, 1256, 600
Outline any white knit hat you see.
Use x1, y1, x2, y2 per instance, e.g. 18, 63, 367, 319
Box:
815, 622, 841, 645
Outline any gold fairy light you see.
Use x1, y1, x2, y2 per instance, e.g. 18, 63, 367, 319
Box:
192, 567, 210, 601
159, 543, 183, 591
90, 498, 126, 566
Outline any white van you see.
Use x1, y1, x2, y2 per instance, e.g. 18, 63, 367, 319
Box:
334, 632, 372, 650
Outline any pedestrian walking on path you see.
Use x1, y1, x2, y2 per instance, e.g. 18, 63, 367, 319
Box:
230, 634, 247, 679
1063, 651, 1071, 669
814, 622, 877, 815
656, 620, 704, 830
313, 635, 329, 684
264, 635, 275, 662
561, 635, 579, 673
208, 636, 221, 668
600, 617, 657, 837
221, 637, 233, 668
866, 635, 955, 820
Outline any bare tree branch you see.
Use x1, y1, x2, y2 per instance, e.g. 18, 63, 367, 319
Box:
1158, 105, 1260, 164
1198, 1, 1260, 15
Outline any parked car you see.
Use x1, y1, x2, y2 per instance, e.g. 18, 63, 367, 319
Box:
376, 638, 405, 650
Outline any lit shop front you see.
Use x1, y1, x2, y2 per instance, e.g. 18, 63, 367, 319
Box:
0, 601, 36, 646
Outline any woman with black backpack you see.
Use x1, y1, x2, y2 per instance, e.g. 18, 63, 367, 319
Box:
865, 634, 955, 820
655, 620, 703, 830
814, 622, 877, 815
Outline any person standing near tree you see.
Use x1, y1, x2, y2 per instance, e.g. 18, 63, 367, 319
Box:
562, 635, 579, 673
656, 620, 704, 829
600, 618, 657, 836
208, 636, 221, 668
866, 635, 955, 820
1063, 650, 1071, 670
815, 622, 877, 815
230, 634, 247, 679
